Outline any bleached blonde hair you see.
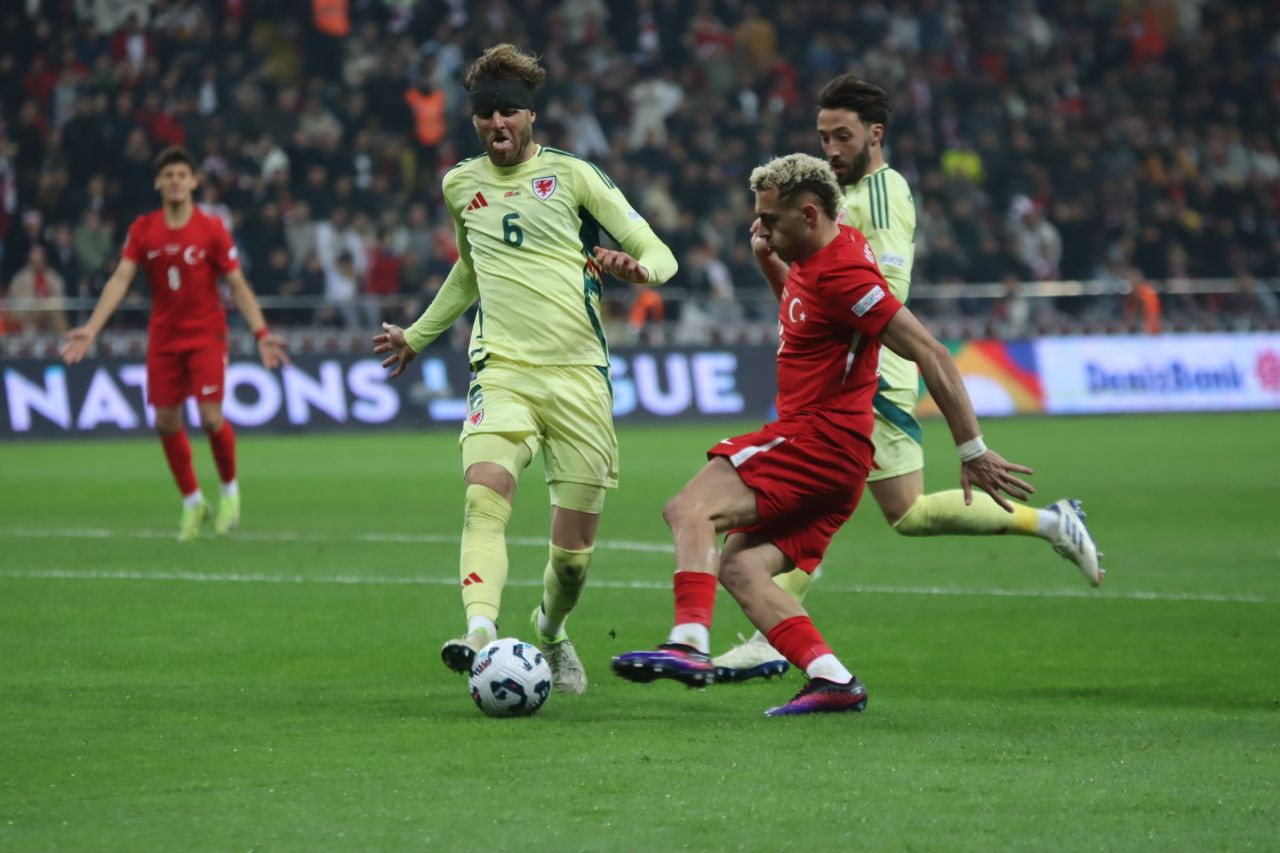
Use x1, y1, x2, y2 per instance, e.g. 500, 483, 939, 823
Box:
749, 153, 842, 220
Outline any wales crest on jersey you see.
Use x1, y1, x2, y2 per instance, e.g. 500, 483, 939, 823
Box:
532, 175, 557, 201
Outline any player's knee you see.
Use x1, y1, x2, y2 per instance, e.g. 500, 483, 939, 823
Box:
549, 544, 592, 584
662, 492, 700, 529
464, 462, 516, 503
200, 414, 224, 434
464, 483, 511, 530
154, 410, 183, 435
891, 495, 931, 536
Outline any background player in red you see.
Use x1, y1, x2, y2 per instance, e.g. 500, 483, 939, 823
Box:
613, 154, 1033, 715
60, 147, 288, 541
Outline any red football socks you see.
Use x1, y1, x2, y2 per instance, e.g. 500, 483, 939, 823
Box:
160, 431, 198, 496
673, 570, 718, 627
208, 421, 237, 483
766, 615, 833, 671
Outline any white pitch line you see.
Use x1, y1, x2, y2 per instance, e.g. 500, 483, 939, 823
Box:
0, 527, 675, 554
0, 567, 1273, 605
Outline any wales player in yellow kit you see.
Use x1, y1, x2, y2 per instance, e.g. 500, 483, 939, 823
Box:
374, 44, 677, 694
715, 74, 1103, 680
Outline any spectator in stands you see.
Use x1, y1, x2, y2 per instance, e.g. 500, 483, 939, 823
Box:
1009, 196, 1062, 281
1124, 267, 1162, 334
628, 280, 665, 345
7, 245, 68, 335
72, 209, 113, 280
0, 0, 1275, 342
364, 229, 403, 325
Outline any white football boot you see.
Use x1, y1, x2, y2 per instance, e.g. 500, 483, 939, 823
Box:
530, 607, 587, 694
711, 632, 790, 682
1047, 498, 1105, 587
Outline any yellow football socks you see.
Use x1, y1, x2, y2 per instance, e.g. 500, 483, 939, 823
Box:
538, 544, 594, 639
772, 566, 814, 604
893, 490, 1039, 537
459, 484, 512, 623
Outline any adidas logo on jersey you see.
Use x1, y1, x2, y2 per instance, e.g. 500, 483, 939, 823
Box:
466, 192, 489, 211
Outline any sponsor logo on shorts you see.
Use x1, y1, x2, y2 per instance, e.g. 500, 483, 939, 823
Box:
146, 250, 162, 259
200, 385, 219, 395
852, 285, 886, 317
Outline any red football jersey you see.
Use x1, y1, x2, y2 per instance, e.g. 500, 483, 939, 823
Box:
775, 224, 903, 435
122, 207, 239, 352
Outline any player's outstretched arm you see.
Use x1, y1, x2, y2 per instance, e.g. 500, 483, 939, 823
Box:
750, 218, 788, 301
226, 269, 289, 369
60, 258, 137, 364
392, 259, 479, 364
877, 306, 1035, 511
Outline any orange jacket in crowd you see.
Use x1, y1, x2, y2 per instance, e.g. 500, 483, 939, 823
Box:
1126, 277, 1162, 333
405, 87, 446, 147
312, 0, 350, 37
628, 287, 665, 331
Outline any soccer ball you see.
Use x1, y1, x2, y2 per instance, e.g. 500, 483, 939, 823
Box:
468, 638, 552, 718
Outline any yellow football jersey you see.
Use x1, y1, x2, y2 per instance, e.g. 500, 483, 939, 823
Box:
405, 145, 677, 367
838, 165, 916, 303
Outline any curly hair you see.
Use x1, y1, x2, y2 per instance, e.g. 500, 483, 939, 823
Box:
816, 73, 892, 130
462, 43, 547, 91
749, 153, 843, 220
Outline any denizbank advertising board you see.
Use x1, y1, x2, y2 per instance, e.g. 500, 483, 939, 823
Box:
1035, 334, 1280, 414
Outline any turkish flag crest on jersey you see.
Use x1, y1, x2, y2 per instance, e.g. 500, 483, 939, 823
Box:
532, 176, 557, 200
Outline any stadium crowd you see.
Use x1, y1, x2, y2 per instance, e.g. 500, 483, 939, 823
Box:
1, 0, 1278, 344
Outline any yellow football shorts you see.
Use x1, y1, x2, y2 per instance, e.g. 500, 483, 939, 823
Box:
459, 355, 619, 494
867, 348, 924, 482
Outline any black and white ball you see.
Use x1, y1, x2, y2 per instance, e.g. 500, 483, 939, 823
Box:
469, 638, 553, 717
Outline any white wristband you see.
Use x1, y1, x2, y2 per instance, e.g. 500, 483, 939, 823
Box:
957, 435, 987, 463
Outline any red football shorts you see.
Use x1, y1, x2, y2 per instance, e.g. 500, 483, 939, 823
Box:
707, 415, 873, 572
147, 345, 228, 407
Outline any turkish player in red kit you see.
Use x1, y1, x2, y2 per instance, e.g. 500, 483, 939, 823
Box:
124, 204, 238, 408
62, 147, 288, 541
613, 154, 1034, 715
712, 224, 899, 571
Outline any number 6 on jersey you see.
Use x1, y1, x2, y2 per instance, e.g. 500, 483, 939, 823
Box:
502, 212, 523, 247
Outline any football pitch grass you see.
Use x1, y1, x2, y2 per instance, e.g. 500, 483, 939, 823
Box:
1, 412, 1277, 851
